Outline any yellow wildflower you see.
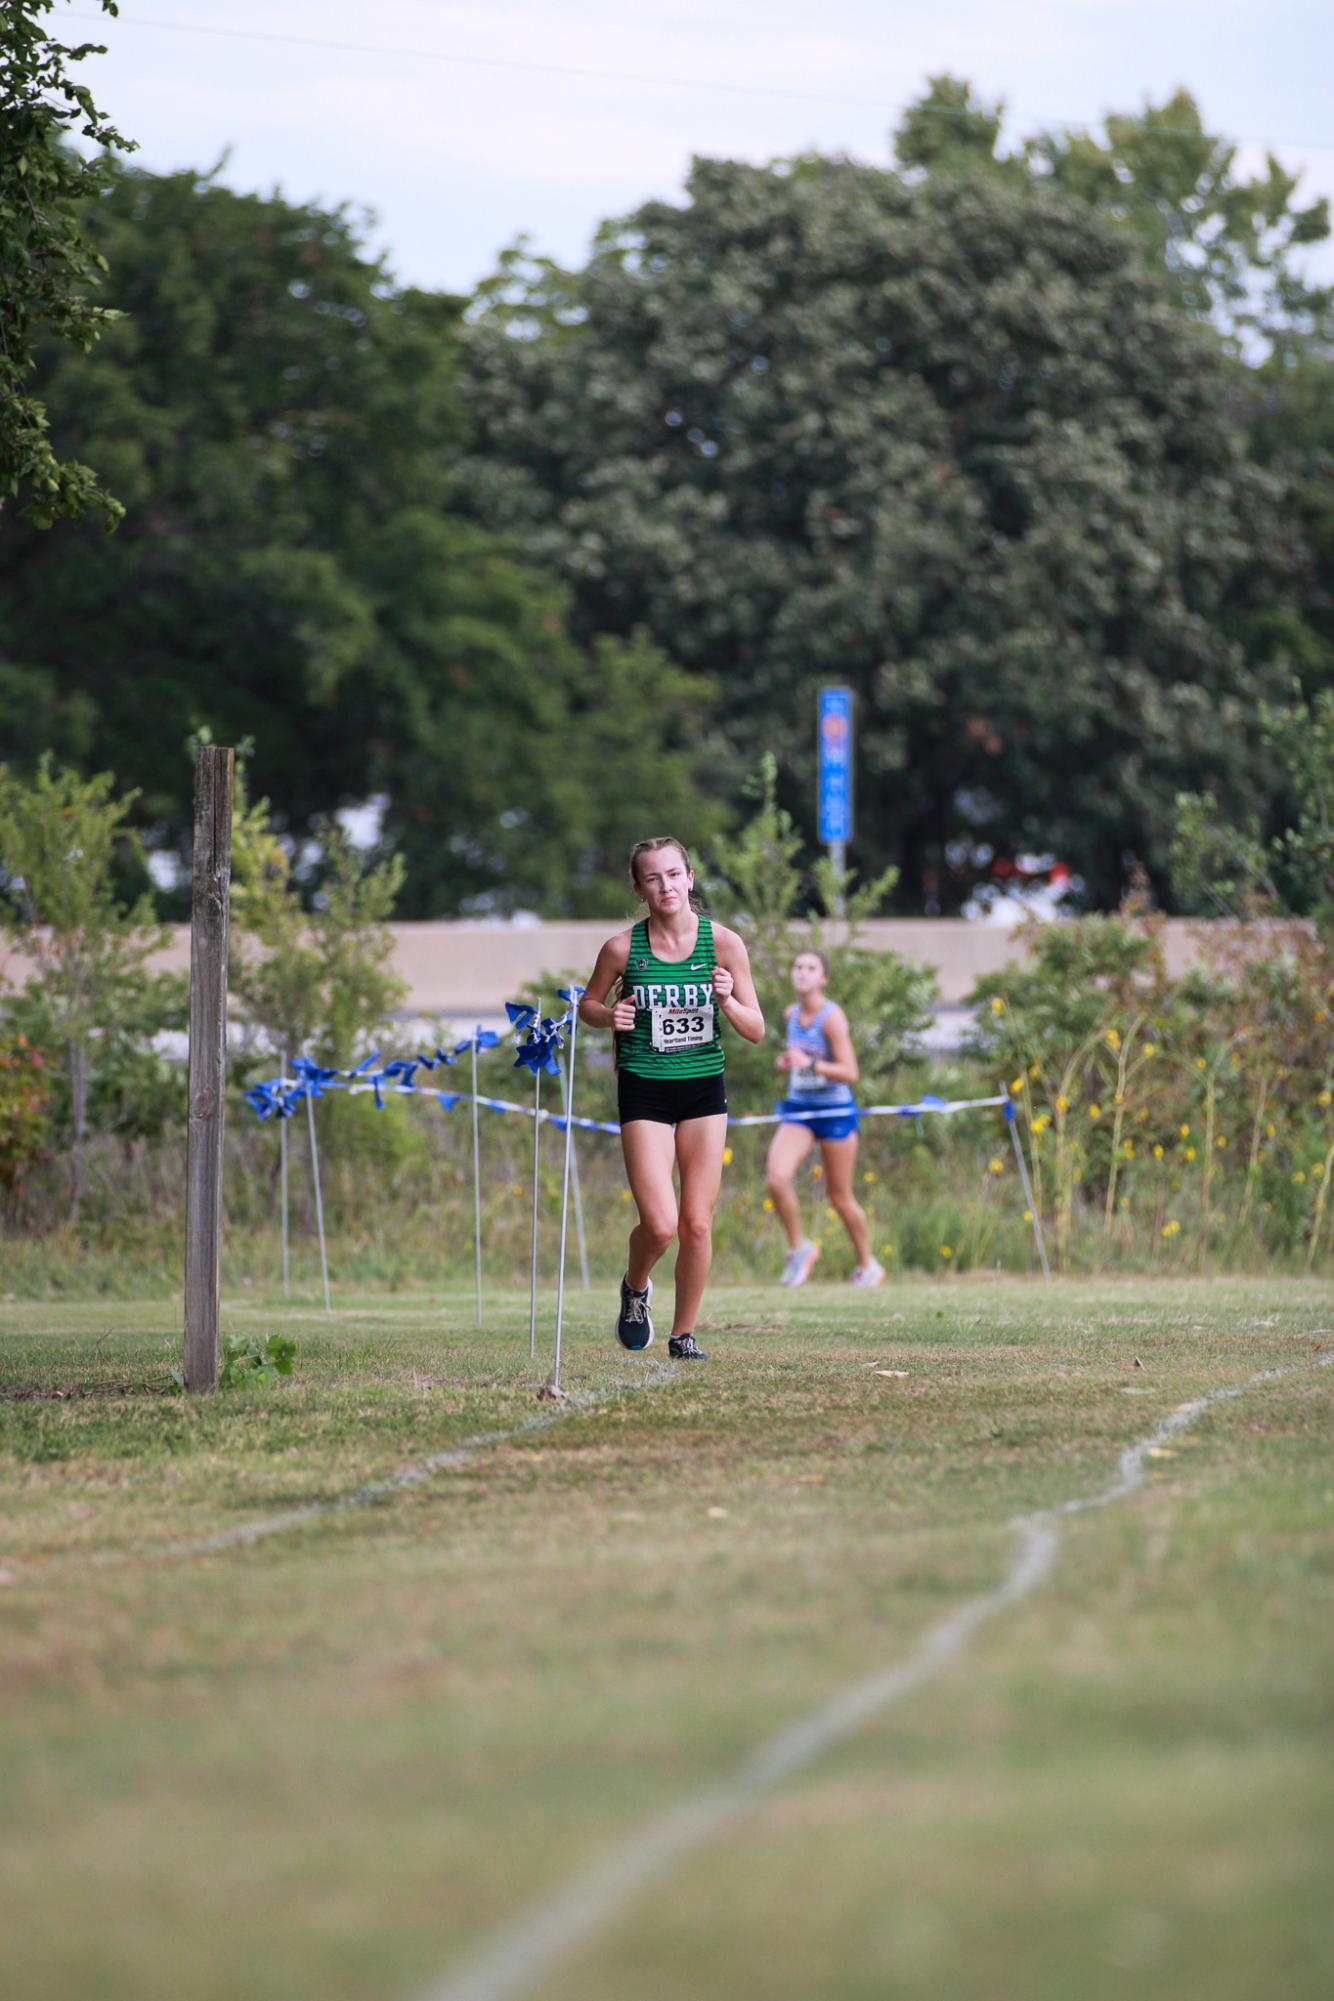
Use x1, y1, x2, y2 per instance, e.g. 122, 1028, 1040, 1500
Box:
1180, 1124, 1191, 1139
722, 1146, 733, 1165
1143, 1043, 1156, 1058
1023, 1209, 1033, 1223
1088, 1103, 1101, 1119
989, 1157, 1004, 1175
939, 1244, 953, 1259
1010, 1076, 1025, 1094
1266, 1122, 1276, 1138
990, 995, 1006, 1014
762, 1197, 774, 1212
1318, 1090, 1332, 1107
1293, 1171, 1306, 1185
1056, 1095, 1069, 1111
1106, 1028, 1121, 1050
1184, 1146, 1196, 1161
1153, 1144, 1164, 1159
1195, 1056, 1207, 1070
1216, 1135, 1227, 1149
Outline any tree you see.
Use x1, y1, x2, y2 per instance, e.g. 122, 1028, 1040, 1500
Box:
0, 757, 178, 1219
230, 781, 407, 1068
894, 74, 1006, 178
0, 165, 728, 914
459, 158, 1305, 907
0, 0, 133, 526
893, 78, 1333, 356
1172, 683, 1334, 930
707, 757, 936, 1109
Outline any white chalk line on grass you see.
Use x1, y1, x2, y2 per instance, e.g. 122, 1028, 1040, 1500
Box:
417, 1353, 1333, 2001
8, 1363, 680, 1578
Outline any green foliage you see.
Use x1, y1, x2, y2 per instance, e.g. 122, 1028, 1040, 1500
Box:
894, 75, 1006, 176
969, 913, 1334, 1269
1171, 684, 1334, 928
0, 1029, 50, 1190
0, 165, 726, 915
0, 755, 174, 1216
893, 79, 1333, 355
461, 156, 1302, 909
708, 757, 937, 1107
1021, 89, 1332, 354
0, 0, 134, 527
5, 965, 187, 1146
230, 780, 407, 1068
169, 1331, 296, 1393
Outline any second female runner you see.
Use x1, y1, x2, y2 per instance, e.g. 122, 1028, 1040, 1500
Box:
578, 837, 764, 1359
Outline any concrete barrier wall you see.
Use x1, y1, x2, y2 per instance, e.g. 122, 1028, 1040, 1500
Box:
1, 917, 1206, 1020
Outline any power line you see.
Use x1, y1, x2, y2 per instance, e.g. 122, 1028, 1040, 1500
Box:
64, 9, 1328, 152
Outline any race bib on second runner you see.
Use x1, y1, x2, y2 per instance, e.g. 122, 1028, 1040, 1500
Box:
650, 1004, 714, 1053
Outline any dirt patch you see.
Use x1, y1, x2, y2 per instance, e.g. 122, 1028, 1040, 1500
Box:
0, 1381, 177, 1404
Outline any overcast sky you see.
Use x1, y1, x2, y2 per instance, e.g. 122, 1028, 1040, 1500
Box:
69, 0, 1333, 294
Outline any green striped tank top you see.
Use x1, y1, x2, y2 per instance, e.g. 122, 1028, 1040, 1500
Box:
617, 915, 725, 1079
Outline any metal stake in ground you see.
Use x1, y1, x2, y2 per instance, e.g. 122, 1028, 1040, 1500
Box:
471, 1035, 483, 1328
279, 1050, 290, 1296
529, 1004, 542, 1360
560, 1054, 590, 1290
1003, 1088, 1051, 1282
183, 743, 234, 1393
549, 997, 582, 1397
306, 1079, 333, 1314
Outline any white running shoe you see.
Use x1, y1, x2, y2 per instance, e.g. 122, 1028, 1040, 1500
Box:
850, 1260, 886, 1287
780, 1239, 821, 1287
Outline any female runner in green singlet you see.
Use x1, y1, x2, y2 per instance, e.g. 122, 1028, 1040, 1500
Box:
578, 837, 764, 1359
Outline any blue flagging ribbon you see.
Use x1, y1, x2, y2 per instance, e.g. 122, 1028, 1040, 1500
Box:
243, 995, 587, 1122
243, 990, 1001, 1135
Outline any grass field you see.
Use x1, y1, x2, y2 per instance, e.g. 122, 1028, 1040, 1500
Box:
2, 1276, 1332, 2001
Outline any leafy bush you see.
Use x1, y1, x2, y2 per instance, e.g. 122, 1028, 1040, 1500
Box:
970, 911, 1334, 1268
169, 1332, 296, 1393
706, 757, 938, 1108
0, 1032, 50, 1192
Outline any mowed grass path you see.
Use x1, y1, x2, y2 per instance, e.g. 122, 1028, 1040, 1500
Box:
1, 1278, 1331, 2001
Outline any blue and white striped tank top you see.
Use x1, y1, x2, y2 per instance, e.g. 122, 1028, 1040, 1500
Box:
785, 1002, 855, 1109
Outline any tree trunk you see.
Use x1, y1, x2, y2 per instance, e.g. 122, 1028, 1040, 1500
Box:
68, 1035, 87, 1225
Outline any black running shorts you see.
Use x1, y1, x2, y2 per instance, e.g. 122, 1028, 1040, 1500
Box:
617, 1068, 728, 1127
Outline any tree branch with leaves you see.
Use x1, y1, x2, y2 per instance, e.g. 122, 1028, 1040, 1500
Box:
1, 0, 134, 527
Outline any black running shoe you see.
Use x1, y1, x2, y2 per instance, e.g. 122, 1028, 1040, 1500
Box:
616, 1274, 654, 1350
668, 1332, 709, 1360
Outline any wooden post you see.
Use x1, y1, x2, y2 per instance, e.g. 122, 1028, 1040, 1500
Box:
184, 745, 234, 1392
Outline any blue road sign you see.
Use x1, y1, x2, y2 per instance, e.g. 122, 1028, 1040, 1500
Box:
817, 686, 854, 845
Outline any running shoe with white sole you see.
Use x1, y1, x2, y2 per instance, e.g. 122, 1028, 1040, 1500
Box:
850, 1260, 886, 1287
616, 1274, 654, 1350
780, 1239, 821, 1287
668, 1332, 709, 1360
